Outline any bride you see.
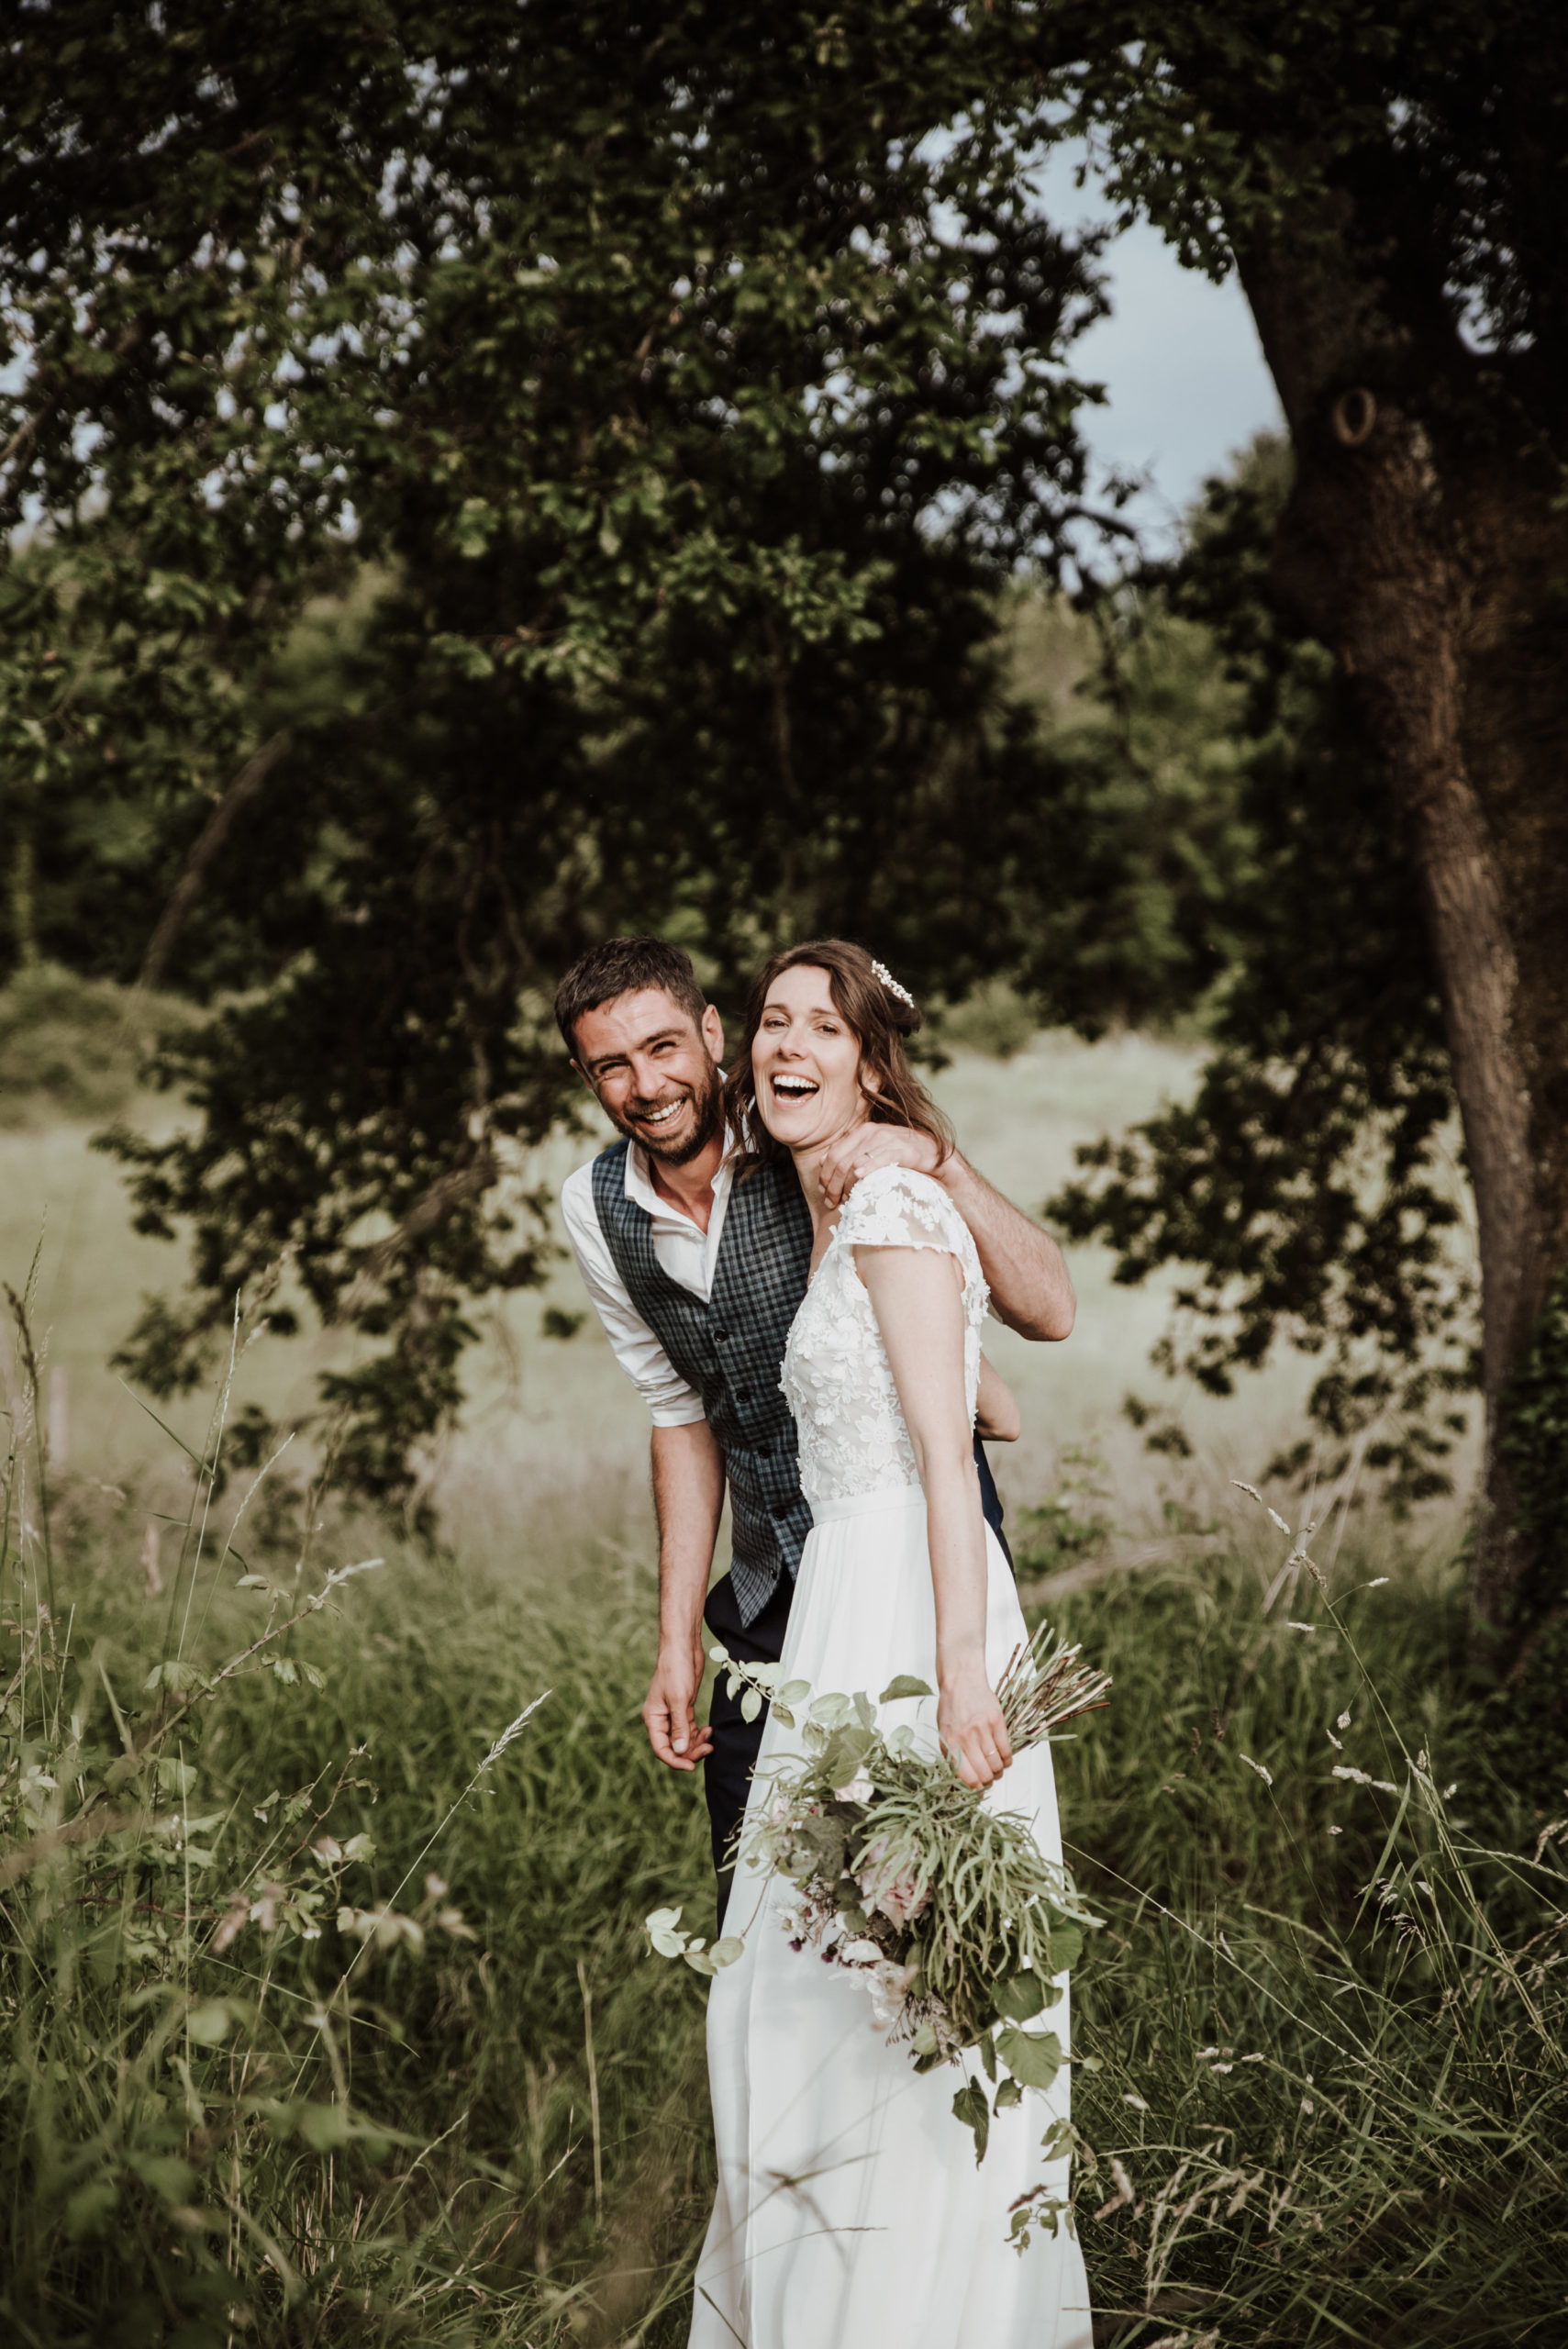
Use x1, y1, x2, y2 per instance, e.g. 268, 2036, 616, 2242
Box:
689, 940, 1094, 2349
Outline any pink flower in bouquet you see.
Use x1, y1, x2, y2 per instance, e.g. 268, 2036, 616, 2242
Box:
857, 1836, 929, 1928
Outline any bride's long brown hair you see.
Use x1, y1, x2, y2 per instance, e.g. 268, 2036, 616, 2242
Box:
723, 939, 953, 1178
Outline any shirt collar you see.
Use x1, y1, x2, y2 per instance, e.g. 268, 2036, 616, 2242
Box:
625, 1127, 737, 1224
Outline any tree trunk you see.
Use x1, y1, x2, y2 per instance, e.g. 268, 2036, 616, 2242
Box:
1234, 227, 1568, 1628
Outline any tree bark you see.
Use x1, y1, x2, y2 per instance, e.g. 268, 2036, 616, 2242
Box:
1230, 227, 1568, 1624
139, 730, 292, 990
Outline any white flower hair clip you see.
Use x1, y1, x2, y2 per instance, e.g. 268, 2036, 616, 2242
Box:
871, 958, 916, 1008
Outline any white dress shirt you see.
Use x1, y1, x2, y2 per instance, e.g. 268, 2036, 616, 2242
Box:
561, 1142, 737, 1426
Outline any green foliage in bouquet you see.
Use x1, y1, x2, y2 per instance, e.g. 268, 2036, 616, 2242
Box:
647, 1624, 1109, 2165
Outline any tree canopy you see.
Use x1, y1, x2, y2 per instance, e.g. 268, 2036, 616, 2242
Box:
2, 3, 1111, 1505
5, 1, 1566, 1648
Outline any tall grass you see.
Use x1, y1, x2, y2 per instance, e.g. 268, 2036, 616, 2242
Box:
1, 1272, 713, 2347
4, 1265, 1563, 2346
1040, 1505, 1568, 2344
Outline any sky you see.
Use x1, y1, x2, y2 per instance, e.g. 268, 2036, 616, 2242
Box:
1036, 148, 1284, 550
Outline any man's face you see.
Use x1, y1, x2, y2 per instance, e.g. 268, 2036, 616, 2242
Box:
573, 986, 726, 1167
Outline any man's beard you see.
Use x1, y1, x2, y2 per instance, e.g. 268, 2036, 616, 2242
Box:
612, 1063, 726, 1166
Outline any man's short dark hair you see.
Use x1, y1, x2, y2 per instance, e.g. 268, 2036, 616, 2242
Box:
554, 937, 709, 1057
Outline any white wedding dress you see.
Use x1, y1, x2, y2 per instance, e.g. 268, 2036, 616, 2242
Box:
689, 1166, 1094, 2349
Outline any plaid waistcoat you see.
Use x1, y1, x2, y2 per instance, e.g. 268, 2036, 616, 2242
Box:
591, 1143, 814, 1625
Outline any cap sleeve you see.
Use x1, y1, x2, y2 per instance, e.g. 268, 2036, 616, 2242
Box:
837, 1165, 973, 1265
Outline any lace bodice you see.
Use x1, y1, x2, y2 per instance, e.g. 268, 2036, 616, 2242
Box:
781, 1166, 988, 1508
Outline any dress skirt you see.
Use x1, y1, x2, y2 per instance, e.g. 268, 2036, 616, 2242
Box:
689, 1483, 1095, 2349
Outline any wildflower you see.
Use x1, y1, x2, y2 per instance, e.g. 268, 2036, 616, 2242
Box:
1337, 1710, 1351, 1729
858, 1834, 929, 1928
1285, 1620, 1315, 1634
1331, 1764, 1397, 1793
1123, 2092, 1150, 2111
479, 1691, 550, 1771
1240, 1754, 1273, 1787
867, 1958, 917, 2030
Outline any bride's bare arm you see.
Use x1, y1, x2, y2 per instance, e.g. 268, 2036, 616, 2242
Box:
855, 1244, 1013, 1791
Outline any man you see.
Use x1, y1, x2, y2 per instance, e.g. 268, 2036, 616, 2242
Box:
556, 936, 1074, 1915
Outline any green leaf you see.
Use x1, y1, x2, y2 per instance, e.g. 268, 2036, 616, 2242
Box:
994, 1972, 1047, 2023
879, 1675, 933, 1702
994, 2077, 1024, 2110
64, 2179, 120, 2240
710, 1935, 745, 1966
996, 2027, 1062, 2093
952, 2079, 990, 2165
1048, 1926, 1084, 1973
129, 2153, 197, 2203
979, 2031, 997, 2082
645, 1906, 689, 1959
185, 1999, 234, 2045
740, 1687, 762, 1724
296, 2102, 352, 2152
776, 1679, 811, 1707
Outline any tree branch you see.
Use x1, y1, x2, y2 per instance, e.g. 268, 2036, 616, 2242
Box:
139, 730, 292, 988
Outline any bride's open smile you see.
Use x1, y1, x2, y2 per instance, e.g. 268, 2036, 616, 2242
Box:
752, 963, 875, 1155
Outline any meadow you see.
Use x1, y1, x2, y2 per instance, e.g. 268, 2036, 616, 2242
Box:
2, 1004, 1562, 2347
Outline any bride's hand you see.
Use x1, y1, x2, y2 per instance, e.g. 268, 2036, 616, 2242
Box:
937, 1662, 1013, 1790
974, 1353, 1020, 1443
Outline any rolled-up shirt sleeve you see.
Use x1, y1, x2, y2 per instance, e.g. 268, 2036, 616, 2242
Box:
560, 1163, 706, 1427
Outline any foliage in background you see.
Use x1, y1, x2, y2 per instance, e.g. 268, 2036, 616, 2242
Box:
0, 963, 193, 1129
1030, 0, 1568, 1636
3, 0, 1119, 1507
6, 0, 1565, 1609
1050, 441, 1472, 1511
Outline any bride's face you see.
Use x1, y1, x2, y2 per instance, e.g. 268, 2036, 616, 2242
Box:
752, 963, 875, 1152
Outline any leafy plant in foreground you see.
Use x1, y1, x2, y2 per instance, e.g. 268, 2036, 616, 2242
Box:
0, 1269, 548, 2345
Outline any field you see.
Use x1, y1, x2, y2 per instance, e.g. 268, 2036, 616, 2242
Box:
3, 1027, 1562, 2347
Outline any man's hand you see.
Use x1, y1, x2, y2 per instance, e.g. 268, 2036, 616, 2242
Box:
817, 1121, 940, 1208
643, 1631, 714, 1771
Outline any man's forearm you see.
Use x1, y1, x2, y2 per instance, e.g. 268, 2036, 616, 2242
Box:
940, 1154, 1075, 1341
650, 1419, 726, 1646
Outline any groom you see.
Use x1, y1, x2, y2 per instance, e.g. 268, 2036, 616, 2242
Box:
555, 937, 1075, 1912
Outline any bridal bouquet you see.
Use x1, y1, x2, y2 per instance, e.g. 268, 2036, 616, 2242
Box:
646, 1620, 1109, 2159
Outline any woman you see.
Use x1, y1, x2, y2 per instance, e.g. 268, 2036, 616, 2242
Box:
689, 941, 1093, 2349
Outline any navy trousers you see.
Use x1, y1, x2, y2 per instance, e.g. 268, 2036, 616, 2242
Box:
705, 1439, 1011, 1928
